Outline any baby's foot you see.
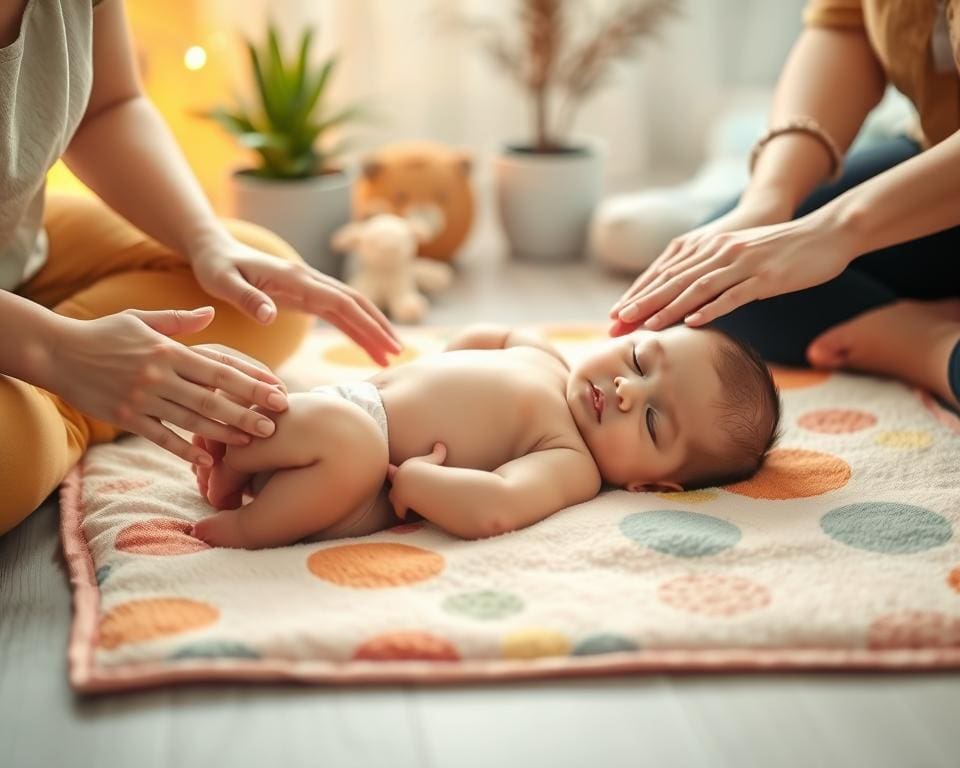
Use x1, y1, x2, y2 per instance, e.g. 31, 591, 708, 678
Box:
192, 510, 248, 549
206, 459, 250, 510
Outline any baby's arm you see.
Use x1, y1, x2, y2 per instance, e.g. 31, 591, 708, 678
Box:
444, 324, 568, 368
388, 443, 600, 539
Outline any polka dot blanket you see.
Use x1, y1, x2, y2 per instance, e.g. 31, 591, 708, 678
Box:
61, 326, 960, 692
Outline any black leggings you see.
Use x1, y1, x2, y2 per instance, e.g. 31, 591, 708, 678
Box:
707, 135, 960, 367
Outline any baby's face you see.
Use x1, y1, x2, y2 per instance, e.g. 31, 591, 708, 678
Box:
566, 326, 727, 491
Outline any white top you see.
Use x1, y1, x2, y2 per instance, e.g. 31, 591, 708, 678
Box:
0, 0, 94, 291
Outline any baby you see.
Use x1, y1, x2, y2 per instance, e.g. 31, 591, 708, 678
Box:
192, 324, 780, 548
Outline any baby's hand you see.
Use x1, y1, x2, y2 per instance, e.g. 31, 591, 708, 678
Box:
386, 442, 447, 520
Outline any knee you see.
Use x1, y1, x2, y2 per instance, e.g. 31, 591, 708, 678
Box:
298, 395, 388, 483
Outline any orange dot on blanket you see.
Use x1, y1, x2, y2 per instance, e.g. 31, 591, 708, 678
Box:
115, 518, 210, 555
323, 342, 420, 368
724, 448, 851, 500
798, 409, 876, 434
768, 366, 830, 390
307, 543, 445, 587
867, 611, 960, 649
948, 567, 960, 594
658, 573, 771, 617
502, 628, 572, 660
353, 631, 459, 661
99, 598, 219, 650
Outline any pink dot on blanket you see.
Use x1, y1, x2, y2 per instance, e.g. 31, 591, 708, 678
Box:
94, 478, 154, 495
115, 518, 210, 555
657, 573, 771, 617
768, 367, 831, 390
307, 543, 444, 587
353, 631, 459, 661
724, 448, 851, 500
867, 611, 960, 649
798, 409, 877, 434
98, 598, 219, 650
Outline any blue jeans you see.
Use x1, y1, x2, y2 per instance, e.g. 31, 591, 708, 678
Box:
707, 135, 960, 368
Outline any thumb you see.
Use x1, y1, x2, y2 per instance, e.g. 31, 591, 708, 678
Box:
130, 306, 215, 337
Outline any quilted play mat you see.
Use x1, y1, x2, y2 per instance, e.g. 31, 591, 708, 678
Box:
62, 325, 960, 692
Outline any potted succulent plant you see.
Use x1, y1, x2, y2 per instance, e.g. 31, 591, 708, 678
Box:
458, 0, 677, 260
205, 26, 364, 276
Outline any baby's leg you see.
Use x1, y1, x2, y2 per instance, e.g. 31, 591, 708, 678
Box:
192, 392, 388, 548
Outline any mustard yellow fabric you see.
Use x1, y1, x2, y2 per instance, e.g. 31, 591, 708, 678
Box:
0, 194, 311, 535
803, 0, 960, 147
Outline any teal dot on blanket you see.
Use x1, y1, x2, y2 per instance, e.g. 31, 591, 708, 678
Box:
821, 502, 952, 554
572, 633, 638, 656
168, 641, 260, 661
95, 565, 112, 586
442, 590, 524, 620
620, 510, 741, 557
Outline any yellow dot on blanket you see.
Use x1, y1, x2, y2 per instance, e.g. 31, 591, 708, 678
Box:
115, 518, 210, 555
874, 430, 933, 449
867, 611, 960, 649
798, 409, 877, 434
949, 567, 960, 594
307, 542, 444, 588
502, 629, 572, 660
724, 448, 850, 500
655, 489, 718, 504
768, 366, 831, 390
353, 631, 459, 661
99, 598, 219, 650
322, 342, 420, 368
657, 574, 771, 617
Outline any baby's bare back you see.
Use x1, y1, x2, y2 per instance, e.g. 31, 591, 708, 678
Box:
371, 347, 588, 470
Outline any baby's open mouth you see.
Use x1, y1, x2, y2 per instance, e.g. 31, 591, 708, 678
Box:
591, 383, 604, 422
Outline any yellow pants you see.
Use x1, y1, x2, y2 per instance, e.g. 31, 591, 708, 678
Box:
0, 194, 312, 535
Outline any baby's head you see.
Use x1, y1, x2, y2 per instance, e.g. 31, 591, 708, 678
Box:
566, 325, 780, 492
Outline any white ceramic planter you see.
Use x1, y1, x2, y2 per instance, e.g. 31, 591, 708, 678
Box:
493, 143, 604, 261
229, 170, 352, 277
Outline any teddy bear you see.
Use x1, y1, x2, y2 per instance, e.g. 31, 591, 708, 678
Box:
353, 141, 475, 262
331, 213, 453, 324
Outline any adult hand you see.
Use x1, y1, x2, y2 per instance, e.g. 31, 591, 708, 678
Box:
52, 307, 289, 465
608, 208, 855, 334
386, 442, 447, 520
190, 237, 402, 366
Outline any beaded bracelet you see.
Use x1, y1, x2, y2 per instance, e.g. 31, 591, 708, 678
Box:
748, 117, 843, 182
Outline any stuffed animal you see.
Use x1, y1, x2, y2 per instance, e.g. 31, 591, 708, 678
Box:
331, 213, 453, 324
353, 141, 475, 262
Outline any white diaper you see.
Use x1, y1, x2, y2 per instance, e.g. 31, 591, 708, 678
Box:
306, 380, 396, 540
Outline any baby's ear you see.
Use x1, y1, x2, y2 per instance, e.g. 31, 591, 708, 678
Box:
626, 480, 683, 493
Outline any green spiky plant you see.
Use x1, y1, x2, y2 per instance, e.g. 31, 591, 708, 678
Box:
205, 26, 363, 179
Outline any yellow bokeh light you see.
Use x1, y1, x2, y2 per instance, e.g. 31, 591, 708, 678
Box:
183, 45, 207, 71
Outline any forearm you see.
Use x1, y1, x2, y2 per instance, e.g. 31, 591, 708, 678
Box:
398, 463, 516, 539
0, 291, 68, 388
743, 26, 886, 215
815, 128, 960, 257
63, 96, 230, 262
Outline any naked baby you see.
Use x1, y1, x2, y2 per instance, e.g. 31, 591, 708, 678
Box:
191, 324, 780, 548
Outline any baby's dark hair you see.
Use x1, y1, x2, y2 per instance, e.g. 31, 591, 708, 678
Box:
681, 329, 781, 490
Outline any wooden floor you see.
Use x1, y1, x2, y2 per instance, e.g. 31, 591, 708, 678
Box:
3, 248, 960, 768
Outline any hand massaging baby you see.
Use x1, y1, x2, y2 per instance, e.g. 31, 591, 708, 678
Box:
192, 324, 780, 548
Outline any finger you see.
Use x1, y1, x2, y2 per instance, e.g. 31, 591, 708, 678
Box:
387, 488, 407, 520
642, 264, 742, 330
308, 271, 402, 346
219, 270, 277, 324
149, 398, 255, 446
298, 282, 403, 361
684, 277, 762, 326
609, 241, 685, 317
177, 351, 288, 415
130, 306, 215, 337
191, 346, 285, 390
130, 415, 212, 465
429, 442, 447, 464
387, 463, 399, 483
609, 317, 642, 337
617, 242, 705, 318
166, 379, 279, 438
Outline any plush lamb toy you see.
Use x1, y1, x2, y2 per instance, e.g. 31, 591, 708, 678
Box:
331, 213, 453, 324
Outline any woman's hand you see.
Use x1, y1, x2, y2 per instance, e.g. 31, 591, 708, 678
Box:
608, 207, 856, 334
50, 307, 289, 465
189, 237, 402, 366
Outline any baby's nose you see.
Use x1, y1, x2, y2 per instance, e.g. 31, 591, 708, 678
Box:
614, 376, 640, 411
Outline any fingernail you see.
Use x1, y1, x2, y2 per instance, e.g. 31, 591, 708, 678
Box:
197, 453, 213, 466
685, 312, 703, 324
267, 392, 286, 409
645, 316, 661, 329
256, 419, 274, 436
256, 304, 273, 322
619, 306, 640, 322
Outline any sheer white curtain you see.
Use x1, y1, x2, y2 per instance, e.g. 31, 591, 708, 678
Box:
203, 0, 804, 187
